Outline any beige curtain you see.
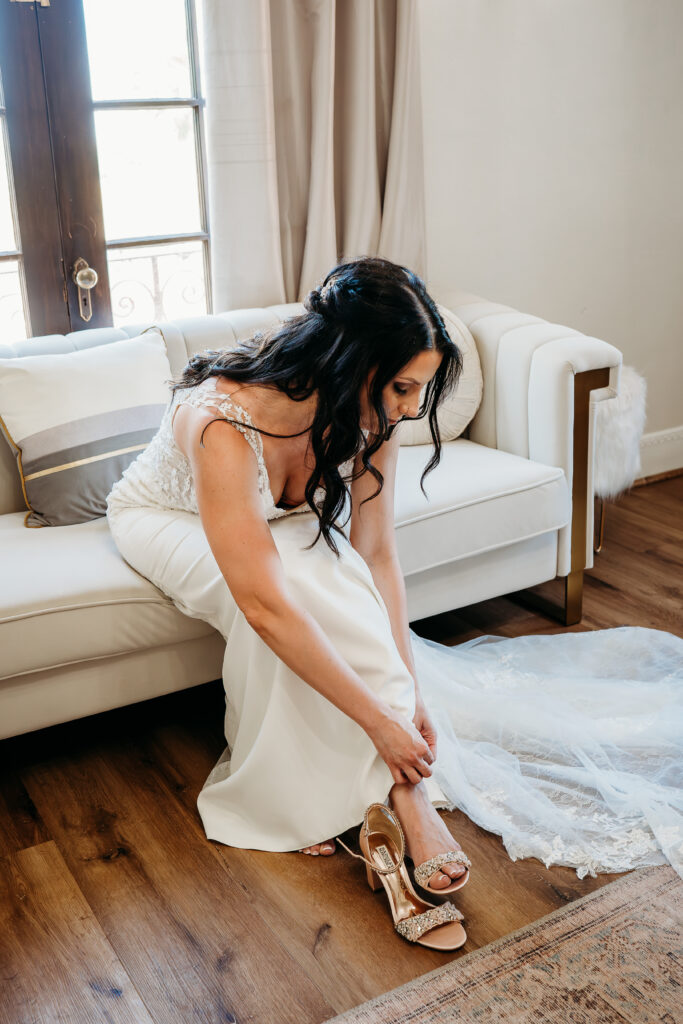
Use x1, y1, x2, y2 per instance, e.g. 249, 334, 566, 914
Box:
200, 0, 426, 312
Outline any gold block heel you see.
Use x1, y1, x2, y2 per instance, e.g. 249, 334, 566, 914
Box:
340, 803, 468, 952
365, 861, 382, 891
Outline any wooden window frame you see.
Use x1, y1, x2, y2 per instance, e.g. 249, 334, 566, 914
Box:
0, 0, 210, 337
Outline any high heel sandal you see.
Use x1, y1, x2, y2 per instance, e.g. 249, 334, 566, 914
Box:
410, 845, 472, 897
338, 803, 467, 951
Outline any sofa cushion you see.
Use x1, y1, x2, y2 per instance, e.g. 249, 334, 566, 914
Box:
394, 440, 570, 577
397, 307, 483, 446
0, 329, 172, 527
0, 513, 215, 680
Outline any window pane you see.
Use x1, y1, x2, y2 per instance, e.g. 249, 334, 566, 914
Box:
108, 241, 207, 326
0, 260, 28, 342
83, 0, 192, 101
95, 108, 201, 240
0, 122, 17, 252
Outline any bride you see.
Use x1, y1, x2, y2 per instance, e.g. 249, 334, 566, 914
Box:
106, 256, 682, 947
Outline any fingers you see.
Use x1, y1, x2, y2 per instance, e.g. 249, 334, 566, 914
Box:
400, 758, 432, 785
416, 739, 434, 771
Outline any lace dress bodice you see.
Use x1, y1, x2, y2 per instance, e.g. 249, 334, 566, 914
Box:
106, 377, 358, 519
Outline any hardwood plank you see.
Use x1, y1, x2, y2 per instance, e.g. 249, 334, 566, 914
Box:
599, 509, 683, 568
16, 707, 452, 1014
20, 741, 333, 1024
615, 486, 683, 536
415, 595, 548, 643
122, 723, 454, 1010
0, 758, 50, 858
0, 841, 153, 1024
131, 708, 622, 1017
587, 556, 681, 630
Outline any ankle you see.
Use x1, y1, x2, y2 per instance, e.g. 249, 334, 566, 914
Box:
390, 780, 429, 809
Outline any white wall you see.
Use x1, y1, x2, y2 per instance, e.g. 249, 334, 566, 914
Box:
419, 0, 683, 475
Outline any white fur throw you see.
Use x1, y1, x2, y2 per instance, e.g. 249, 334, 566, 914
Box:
593, 365, 647, 499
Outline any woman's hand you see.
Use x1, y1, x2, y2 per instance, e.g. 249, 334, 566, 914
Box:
366, 706, 435, 786
413, 694, 438, 762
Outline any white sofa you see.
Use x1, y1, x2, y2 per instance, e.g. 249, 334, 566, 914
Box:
0, 291, 622, 740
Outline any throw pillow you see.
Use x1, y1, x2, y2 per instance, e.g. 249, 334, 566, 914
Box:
0, 328, 172, 527
397, 306, 483, 445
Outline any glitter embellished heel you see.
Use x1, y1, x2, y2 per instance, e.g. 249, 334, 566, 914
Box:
338, 803, 467, 951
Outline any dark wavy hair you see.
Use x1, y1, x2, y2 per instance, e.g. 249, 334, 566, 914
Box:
171, 255, 463, 554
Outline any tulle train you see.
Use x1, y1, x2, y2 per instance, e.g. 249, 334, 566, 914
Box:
411, 625, 683, 879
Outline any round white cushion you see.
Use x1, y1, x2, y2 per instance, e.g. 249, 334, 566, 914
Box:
397, 306, 483, 445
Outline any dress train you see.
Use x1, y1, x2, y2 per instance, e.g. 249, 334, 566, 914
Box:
411, 625, 683, 879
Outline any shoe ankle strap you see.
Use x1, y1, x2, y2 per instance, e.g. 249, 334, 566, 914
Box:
335, 802, 407, 876
335, 834, 404, 875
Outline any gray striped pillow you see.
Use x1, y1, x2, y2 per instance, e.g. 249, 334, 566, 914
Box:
0, 330, 172, 527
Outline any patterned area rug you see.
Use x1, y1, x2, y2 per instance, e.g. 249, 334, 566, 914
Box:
328, 865, 682, 1023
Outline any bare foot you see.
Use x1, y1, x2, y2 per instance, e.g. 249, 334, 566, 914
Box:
390, 782, 468, 890
300, 839, 336, 856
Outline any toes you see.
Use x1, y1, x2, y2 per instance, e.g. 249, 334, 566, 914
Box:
301, 841, 337, 856
429, 870, 452, 889
428, 862, 467, 887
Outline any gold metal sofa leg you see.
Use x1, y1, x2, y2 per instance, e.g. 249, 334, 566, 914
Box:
508, 366, 612, 627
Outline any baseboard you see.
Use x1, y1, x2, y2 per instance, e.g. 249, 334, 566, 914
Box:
635, 425, 683, 482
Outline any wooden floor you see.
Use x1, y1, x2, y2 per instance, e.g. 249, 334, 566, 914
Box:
1, 476, 681, 1024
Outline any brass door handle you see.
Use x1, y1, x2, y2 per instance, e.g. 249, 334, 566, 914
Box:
72, 257, 99, 322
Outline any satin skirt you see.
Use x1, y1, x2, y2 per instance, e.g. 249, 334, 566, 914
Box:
106, 504, 449, 852
107, 502, 683, 878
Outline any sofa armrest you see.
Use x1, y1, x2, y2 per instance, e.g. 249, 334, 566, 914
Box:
440, 293, 622, 577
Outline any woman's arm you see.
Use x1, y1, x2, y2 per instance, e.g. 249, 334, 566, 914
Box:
349, 429, 437, 758
349, 428, 415, 680
173, 404, 434, 785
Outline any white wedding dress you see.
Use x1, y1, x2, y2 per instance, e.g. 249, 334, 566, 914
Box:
106, 378, 683, 880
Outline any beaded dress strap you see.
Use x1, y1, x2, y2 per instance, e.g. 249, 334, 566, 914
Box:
176, 381, 270, 491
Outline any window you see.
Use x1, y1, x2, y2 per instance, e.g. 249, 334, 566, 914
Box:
0, 72, 27, 342
0, 0, 209, 338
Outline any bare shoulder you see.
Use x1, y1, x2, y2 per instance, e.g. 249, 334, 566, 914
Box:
171, 396, 262, 503
171, 395, 246, 459
172, 398, 216, 459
